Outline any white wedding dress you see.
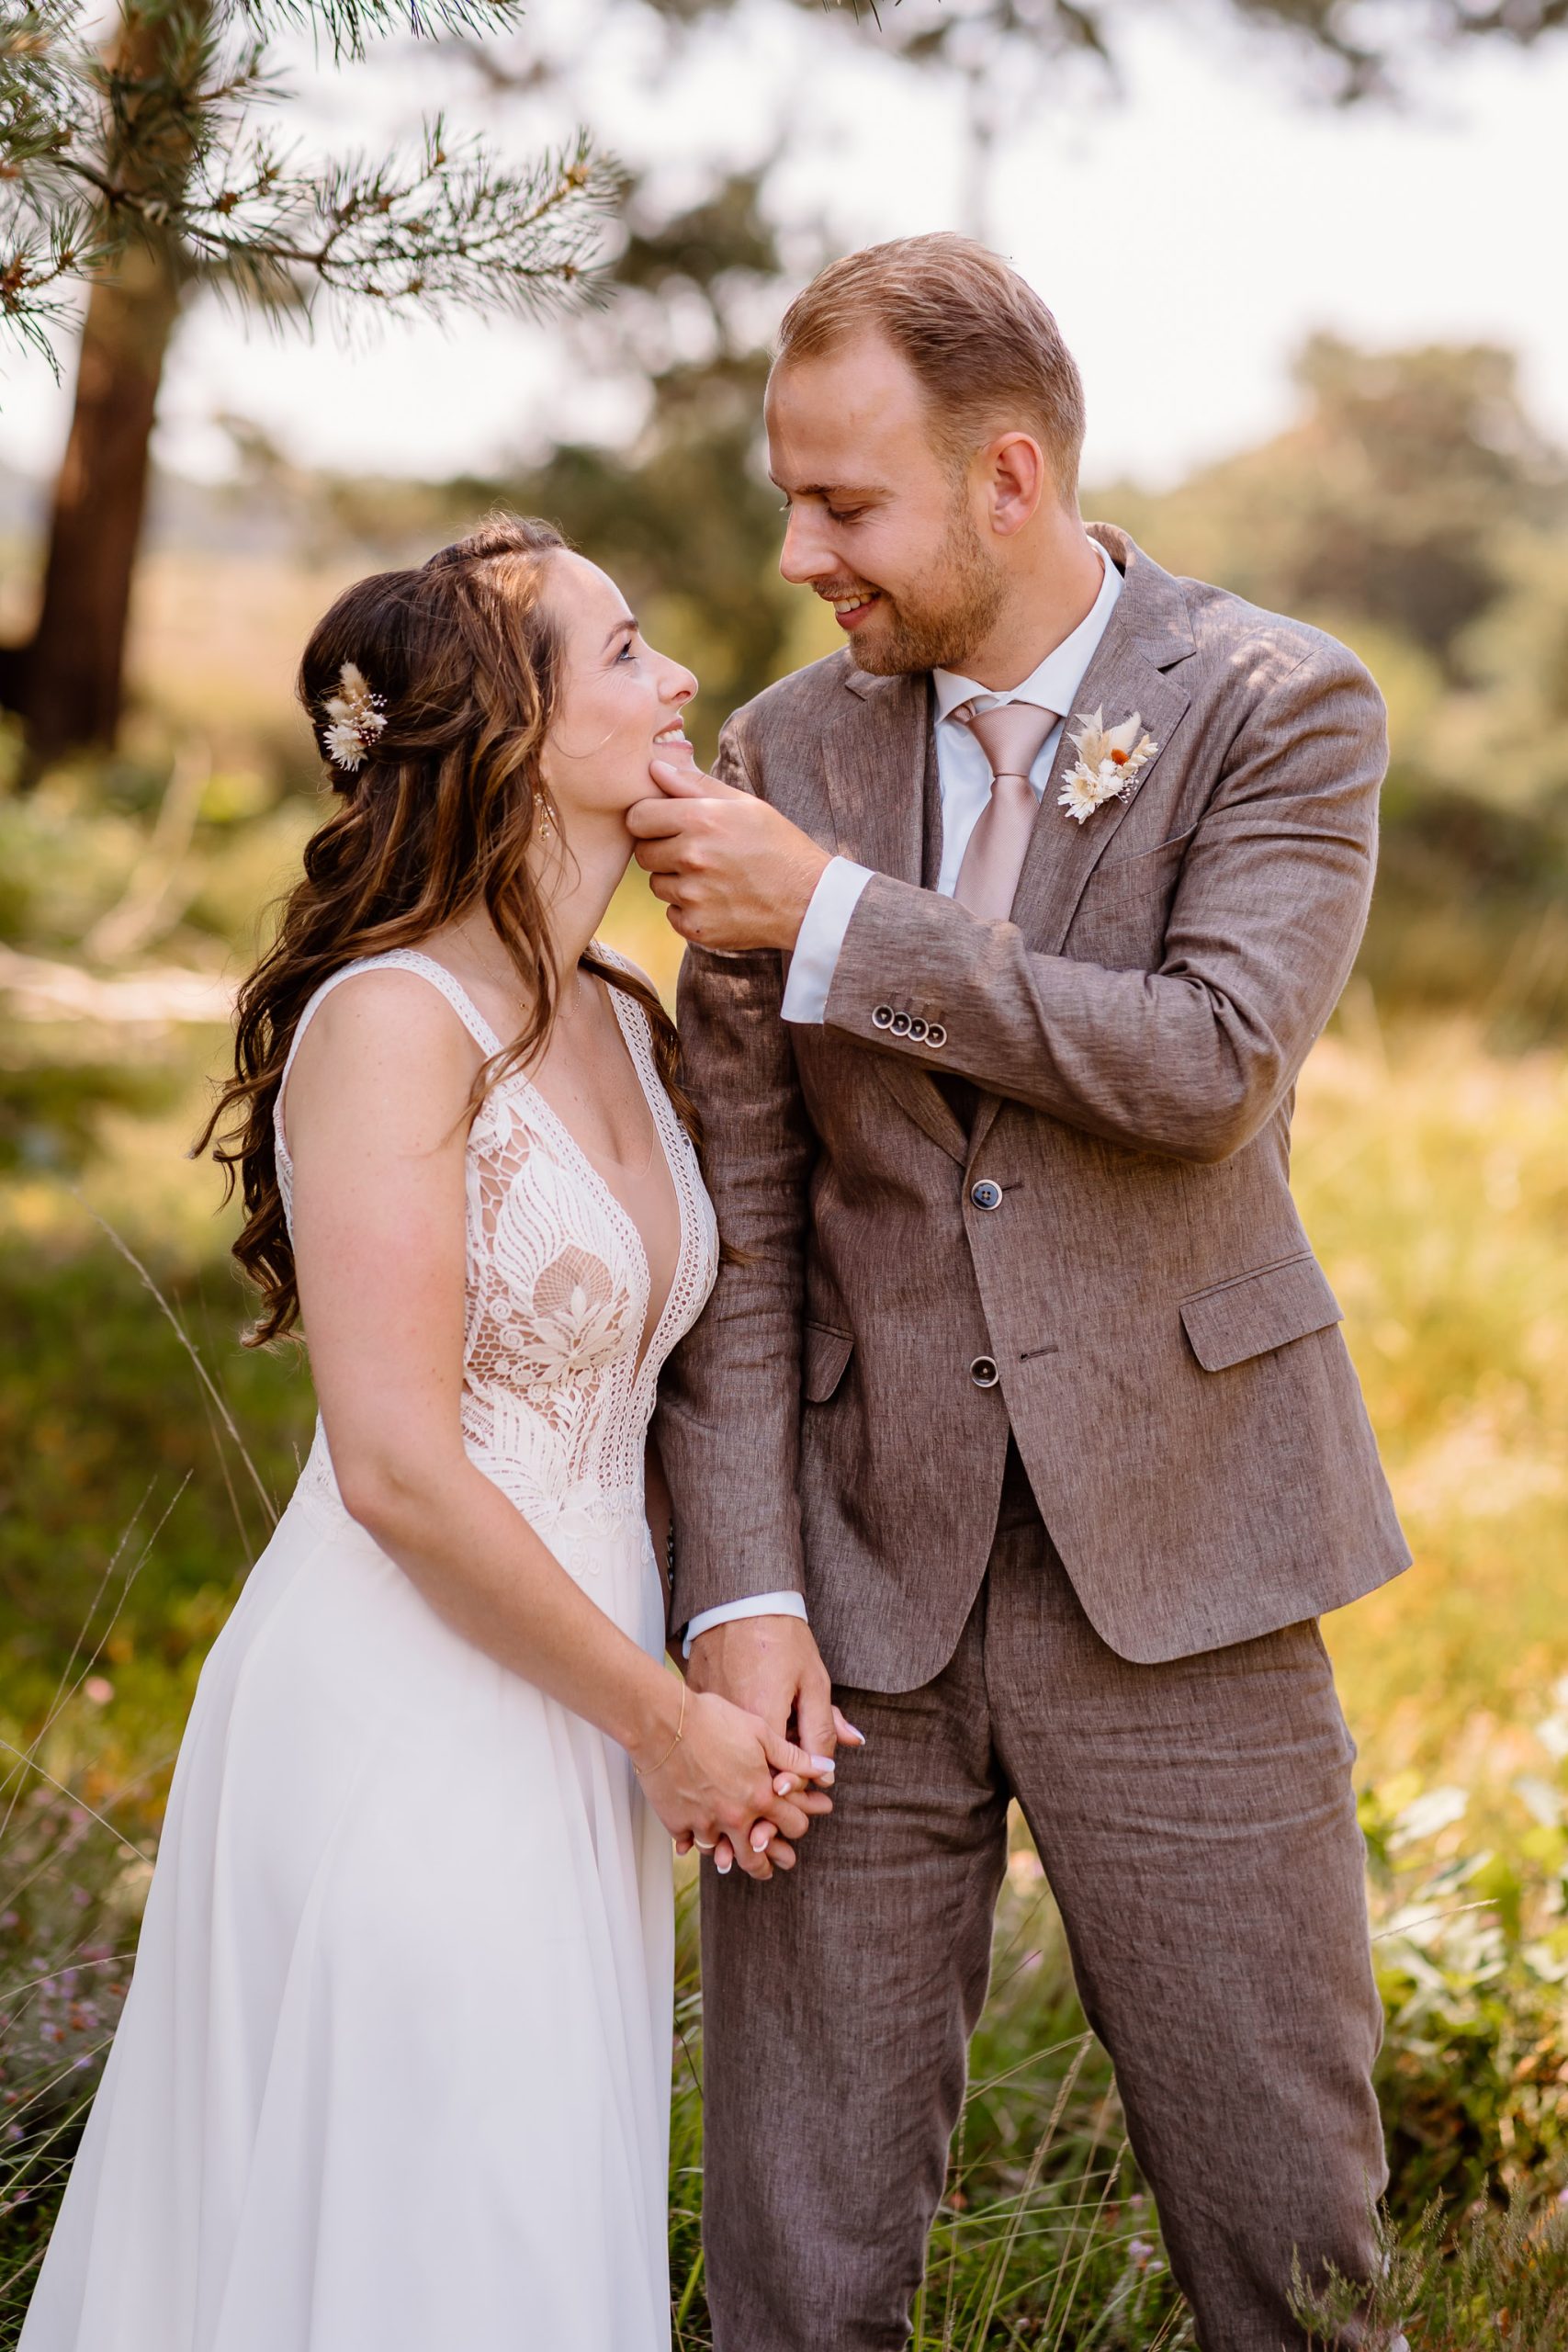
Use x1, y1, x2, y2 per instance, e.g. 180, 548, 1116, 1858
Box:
21, 947, 717, 2352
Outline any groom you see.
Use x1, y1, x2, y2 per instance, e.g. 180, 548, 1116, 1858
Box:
636, 234, 1410, 2352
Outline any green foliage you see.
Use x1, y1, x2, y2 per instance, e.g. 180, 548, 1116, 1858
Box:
1293, 2195, 1568, 2349
1107, 337, 1566, 676
0, 0, 612, 371
1102, 337, 1568, 1041
0, 1789, 143, 2306
1362, 1748, 1568, 2218
0, 1060, 173, 1176
0, 1233, 311, 1728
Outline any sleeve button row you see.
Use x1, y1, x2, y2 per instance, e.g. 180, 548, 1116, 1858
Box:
871, 1005, 947, 1048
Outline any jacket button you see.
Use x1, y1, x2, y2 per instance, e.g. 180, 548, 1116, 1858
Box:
872, 1004, 894, 1030
970, 1180, 1002, 1211
908, 1016, 929, 1041
970, 1355, 1000, 1389
890, 1011, 912, 1036
926, 1023, 947, 1048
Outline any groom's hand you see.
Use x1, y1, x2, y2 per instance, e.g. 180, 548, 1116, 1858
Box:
686, 1616, 842, 1868
627, 759, 830, 952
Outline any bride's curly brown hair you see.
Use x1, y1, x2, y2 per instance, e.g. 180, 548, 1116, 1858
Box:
195, 513, 700, 1347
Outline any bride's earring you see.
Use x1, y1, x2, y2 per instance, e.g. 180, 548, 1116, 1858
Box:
533, 788, 554, 842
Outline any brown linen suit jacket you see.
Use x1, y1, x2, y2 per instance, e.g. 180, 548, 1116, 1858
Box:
656, 523, 1411, 1691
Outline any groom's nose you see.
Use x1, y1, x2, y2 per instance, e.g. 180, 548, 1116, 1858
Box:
779, 505, 837, 587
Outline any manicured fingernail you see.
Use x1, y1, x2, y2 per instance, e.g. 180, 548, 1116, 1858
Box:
750, 1826, 771, 1852
716, 1855, 731, 1874
811, 1754, 836, 1775
842, 1723, 866, 1745
773, 1774, 793, 1795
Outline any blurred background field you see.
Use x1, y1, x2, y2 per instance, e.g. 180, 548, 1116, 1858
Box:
4, 0, 1568, 2336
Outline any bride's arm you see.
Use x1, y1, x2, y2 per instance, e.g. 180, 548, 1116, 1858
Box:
282, 968, 827, 1876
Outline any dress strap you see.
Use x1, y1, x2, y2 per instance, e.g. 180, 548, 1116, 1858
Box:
278, 952, 505, 1109
275, 953, 508, 1183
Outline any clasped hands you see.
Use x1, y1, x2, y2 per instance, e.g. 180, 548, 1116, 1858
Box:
627, 755, 831, 954
673, 1616, 863, 1882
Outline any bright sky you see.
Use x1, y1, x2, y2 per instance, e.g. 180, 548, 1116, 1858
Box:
4, 0, 1567, 494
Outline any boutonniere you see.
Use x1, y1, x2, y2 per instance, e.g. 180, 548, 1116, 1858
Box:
1057, 707, 1158, 824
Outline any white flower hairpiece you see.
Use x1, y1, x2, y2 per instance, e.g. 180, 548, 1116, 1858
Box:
321, 662, 387, 772
1057, 707, 1158, 824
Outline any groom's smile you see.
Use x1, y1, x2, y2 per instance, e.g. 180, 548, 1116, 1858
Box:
823, 585, 882, 631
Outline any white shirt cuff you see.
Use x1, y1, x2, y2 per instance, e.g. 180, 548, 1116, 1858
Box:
682, 1589, 808, 1658
780, 857, 875, 1024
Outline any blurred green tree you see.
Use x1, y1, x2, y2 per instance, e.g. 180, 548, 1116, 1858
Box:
1105, 337, 1568, 676
0, 0, 613, 770
480, 167, 811, 759
1102, 336, 1568, 1037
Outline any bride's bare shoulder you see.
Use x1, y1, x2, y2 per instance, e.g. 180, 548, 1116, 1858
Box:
284, 965, 483, 1147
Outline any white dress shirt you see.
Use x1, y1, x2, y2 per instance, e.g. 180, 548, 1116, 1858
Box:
781, 544, 1122, 1022
682, 547, 1122, 1652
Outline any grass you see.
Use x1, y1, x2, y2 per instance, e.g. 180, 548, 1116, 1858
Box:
1294, 1000, 1568, 1791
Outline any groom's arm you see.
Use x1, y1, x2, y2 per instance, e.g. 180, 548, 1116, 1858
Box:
822, 637, 1385, 1163
652, 718, 818, 1636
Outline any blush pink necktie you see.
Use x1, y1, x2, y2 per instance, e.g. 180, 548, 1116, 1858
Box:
951, 698, 1058, 921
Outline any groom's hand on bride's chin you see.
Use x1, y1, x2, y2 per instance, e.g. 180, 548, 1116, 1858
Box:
627, 759, 830, 953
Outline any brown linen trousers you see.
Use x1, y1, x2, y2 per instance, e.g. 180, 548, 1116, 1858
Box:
656, 525, 1412, 2350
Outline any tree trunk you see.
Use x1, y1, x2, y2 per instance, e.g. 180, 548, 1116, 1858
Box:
18, 242, 182, 770
7, 0, 203, 778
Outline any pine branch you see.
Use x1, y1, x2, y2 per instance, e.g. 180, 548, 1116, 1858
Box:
236, 0, 529, 67
0, 2, 107, 367
180, 123, 615, 318
0, 206, 103, 372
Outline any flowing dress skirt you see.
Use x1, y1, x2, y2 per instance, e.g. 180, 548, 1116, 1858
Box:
20, 1479, 674, 2352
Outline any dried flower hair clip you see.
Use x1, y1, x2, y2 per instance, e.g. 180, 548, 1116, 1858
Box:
321, 662, 387, 772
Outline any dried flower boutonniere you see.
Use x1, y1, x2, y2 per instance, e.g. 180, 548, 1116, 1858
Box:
1057, 707, 1158, 824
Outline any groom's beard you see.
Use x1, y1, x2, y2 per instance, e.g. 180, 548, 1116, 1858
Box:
844, 503, 1005, 678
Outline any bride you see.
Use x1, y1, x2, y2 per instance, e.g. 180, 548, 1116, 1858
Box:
20, 514, 836, 2352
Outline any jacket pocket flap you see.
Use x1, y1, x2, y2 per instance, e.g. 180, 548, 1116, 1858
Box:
1180, 1254, 1343, 1373
804, 1322, 854, 1403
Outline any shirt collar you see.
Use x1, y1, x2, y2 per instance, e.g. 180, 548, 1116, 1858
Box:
932, 542, 1122, 725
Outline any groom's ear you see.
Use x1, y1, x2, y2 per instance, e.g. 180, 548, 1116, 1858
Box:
986, 432, 1048, 538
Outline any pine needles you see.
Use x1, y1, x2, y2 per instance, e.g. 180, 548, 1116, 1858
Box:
0, 0, 612, 370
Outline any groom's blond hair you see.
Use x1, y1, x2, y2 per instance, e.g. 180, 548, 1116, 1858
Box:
774, 234, 1086, 506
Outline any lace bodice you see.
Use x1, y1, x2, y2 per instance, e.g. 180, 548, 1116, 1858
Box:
275, 947, 717, 1577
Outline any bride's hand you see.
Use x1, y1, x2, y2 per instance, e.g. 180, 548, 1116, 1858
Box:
635, 1689, 834, 1883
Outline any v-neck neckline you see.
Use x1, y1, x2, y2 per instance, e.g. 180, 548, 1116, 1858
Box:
407, 950, 688, 1387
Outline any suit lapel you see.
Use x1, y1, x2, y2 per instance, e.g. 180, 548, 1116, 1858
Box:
825, 672, 968, 1164
1010, 638, 1192, 957
822, 669, 929, 882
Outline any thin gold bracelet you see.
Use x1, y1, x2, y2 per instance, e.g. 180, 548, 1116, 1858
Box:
635, 1679, 687, 1779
